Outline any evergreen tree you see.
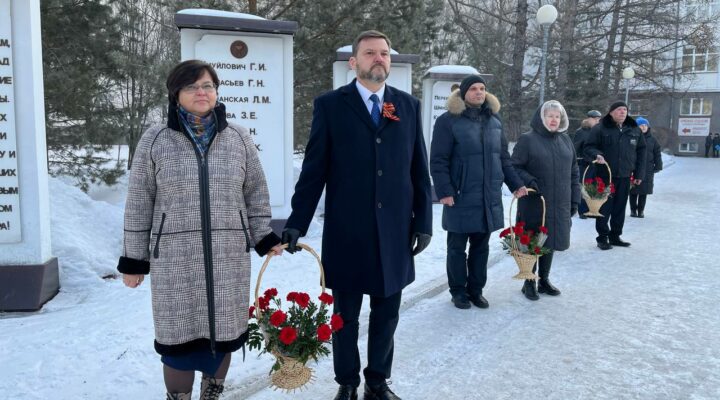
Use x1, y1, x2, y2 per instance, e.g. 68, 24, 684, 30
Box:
41, 0, 125, 191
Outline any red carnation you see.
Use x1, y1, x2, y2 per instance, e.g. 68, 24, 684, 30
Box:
258, 296, 270, 310
513, 226, 524, 235
520, 234, 531, 245
296, 292, 311, 309
534, 246, 541, 254
499, 228, 511, 238
539, 226, 548, 234
584, 178, 593, 185
595, 177, 603, 184
527, 229, 534, 236
269, 310, 286, 327
319, 292, 334, 305
286, 292, 298, 302
264, 288, 278, 299
317, 324, 332, 342
331, 314, 344, 332
278, 326, 297, 345
248, 305, 256, 318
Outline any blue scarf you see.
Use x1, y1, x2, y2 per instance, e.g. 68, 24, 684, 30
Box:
178, 105, 217, 154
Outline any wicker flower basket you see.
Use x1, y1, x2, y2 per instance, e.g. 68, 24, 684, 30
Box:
254, 242, 326, 391
581, 161, 612, 218
508, 189, 546, 280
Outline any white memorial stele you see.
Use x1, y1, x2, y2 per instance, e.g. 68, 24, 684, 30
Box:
0, 0, 59, 311
175, 9, 298, 228
332, 45, 420, 94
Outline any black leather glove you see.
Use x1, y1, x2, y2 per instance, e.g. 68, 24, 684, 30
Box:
281, 228, 301, 254
571, 204, 578, 217
411, 232, 431, 256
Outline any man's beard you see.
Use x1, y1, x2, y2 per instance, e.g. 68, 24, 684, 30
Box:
358, 64, 389, 83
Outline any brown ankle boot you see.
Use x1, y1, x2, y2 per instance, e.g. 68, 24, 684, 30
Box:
200, 376, 225, 400
166, 392, 191, 400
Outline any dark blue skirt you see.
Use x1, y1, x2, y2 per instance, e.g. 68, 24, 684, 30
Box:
161, 350, 227, 376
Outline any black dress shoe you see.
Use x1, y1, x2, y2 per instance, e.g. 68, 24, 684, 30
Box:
630, 210, 638, 217
597, 241, 612, 250
334, 384, 358, 400
364, 382, 401, 400
451, 294, 471, 309
521, 280, 539, 301
468, 293, 489, 308
538, 279, 561, 296
609, 237, 631, 247
637, 211, 644, 218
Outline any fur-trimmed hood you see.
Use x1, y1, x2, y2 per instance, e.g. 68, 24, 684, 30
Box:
446, 89, 501, 116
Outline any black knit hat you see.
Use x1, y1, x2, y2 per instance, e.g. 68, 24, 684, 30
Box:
459, 75, 486, 100
608, 101, 628, 113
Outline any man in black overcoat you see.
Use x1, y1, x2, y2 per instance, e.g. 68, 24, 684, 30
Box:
282, 30, 433, 400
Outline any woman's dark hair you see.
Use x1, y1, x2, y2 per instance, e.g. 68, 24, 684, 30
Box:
166, 60, 220, 103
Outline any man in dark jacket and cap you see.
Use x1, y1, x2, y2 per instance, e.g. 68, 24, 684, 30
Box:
584, 101, 646, 250
571, 110, 602, 218
430, 74, 527, 309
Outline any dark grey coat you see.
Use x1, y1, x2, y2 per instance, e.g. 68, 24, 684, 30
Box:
511, 105, 580, 251
430, 90, 523, 234
631, 128, 663, 195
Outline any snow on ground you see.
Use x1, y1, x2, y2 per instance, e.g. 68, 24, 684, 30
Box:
2, 154, 719, 400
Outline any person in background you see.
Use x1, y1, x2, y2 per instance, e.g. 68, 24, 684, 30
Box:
583, 101, 646, 250
118, 60, 283, 400
629, 117, 663, 218
281, 30, 432, 400
511, 100, 580, 300
714, 133, 720, 158
430, 74, 527, 310
571, 110, 602, 219
705, 133, 714, 158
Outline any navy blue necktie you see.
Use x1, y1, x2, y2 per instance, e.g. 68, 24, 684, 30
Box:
370, 94, 381, 126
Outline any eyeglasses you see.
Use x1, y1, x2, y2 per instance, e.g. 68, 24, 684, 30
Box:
181, 83, 217, 94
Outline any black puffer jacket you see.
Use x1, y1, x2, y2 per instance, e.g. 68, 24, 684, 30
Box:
630, 128, 663, 195
584, 114, 646, 179
511, 104, 580, 251
430, 90, 523, 233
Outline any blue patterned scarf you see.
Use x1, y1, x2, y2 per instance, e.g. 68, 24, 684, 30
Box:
178, 105, 217, 154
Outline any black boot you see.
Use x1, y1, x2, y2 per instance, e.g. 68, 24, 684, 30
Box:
537, 252, 560, 295
630, 209, 638, 217
334, 384, 358, 400
609, 236, 631, 247
597, 236, 612, 250
637, 210, 644, 218
364, 381, 401, 400
521, 280, 539, 301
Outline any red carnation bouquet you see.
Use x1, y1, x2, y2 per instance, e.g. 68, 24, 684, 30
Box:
499, 221, 551, 256
248, 288, 344, 374
582, 176, 615, 199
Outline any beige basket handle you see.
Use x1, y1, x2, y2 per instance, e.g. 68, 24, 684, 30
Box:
582, 159, 612, 184
508, 188, 546, 252
253, 243, 326, 321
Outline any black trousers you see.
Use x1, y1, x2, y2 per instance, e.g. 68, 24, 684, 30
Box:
596, 177, 630, 241
629, 194, 647, 213
706, 145, 712, 158
332, 289, 402, 388
446, 231, 491, 297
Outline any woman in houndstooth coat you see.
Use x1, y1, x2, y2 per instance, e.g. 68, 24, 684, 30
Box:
117, 60, 282, 400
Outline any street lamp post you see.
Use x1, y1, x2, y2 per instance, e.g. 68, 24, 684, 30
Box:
537, 4, 558, 106
623, 66, 635, 105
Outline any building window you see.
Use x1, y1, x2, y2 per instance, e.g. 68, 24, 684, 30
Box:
678, 142, 700, 152
629, 99, 648, 116
680, 98, 712, 115
686, 1, 720, 18
682, 46, 718, 73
